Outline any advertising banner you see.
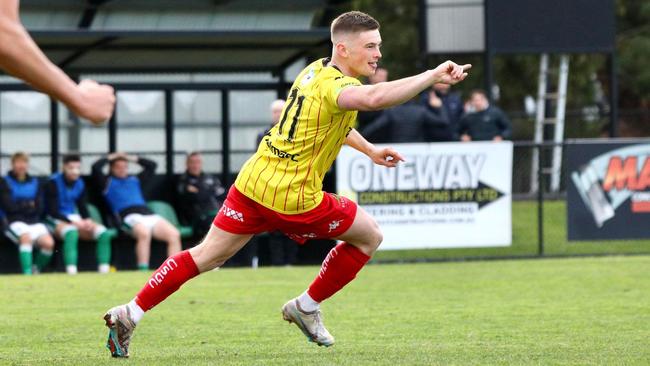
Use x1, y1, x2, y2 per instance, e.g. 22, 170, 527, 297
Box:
567, 140, 650, 240
336, 142, 512, 250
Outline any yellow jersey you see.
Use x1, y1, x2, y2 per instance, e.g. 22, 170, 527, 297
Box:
234, 58, 361, 214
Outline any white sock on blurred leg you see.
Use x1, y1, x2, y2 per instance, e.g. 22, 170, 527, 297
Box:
297, 291, 320, 312
127, 299, 145, 324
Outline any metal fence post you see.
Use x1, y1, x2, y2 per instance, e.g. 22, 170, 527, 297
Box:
221, 90, 230, 186
50, 99, 59, 173
164, 89, 174, 176
537, 143, 544, 256
108, 102, 117, 153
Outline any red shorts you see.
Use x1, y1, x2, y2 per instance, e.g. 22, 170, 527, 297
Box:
213, 186, 357, 244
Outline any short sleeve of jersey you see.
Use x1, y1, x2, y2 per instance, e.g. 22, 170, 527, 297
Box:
322, 74, 361, 113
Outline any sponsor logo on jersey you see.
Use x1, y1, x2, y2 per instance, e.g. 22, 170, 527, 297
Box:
265, 138, 299, 162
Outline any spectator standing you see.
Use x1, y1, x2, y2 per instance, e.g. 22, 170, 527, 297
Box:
421, 83, 464, 140
45, 154, 112, 274
92, 153, 181, 270
360, 102, 452, 143
176, 152, 225, 234
459, 89, 512, 141
0, 152, 55, 274
433, 83, 464, 129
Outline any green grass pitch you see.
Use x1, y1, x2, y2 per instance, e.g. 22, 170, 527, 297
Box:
0, 256, 648, 365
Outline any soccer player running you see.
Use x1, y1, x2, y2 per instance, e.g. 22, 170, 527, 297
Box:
103, 11, 471, 357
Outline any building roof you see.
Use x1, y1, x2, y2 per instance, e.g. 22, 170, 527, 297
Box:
19, 0, 335, 74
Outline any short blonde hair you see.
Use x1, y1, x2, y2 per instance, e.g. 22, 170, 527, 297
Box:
11, 152, 29, 164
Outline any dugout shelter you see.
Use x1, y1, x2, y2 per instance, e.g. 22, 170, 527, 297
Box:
0, 0, 345, 272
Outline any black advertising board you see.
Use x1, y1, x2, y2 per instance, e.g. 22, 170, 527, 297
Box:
567, 140, 650, 240
487, 0, 615, 53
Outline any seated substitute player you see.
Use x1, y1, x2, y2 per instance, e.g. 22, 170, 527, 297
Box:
92, 153, 181, 271
0, 152, 55, 275
103, 11, 471, 357
45, 154, 112, 274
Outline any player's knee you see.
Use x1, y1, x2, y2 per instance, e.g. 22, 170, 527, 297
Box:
40, 235, 55, 249
156, 221, 179, 241
132, 225, 151, 240
55, 223, 68, 236
169, 227, 181, 242
368, 227, 383, 250
374, 229, 383, 247
367, 216, 383, 247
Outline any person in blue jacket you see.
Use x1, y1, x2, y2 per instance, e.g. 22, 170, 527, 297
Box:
45, 154, 112, 274
92, 152, 181, 270
0, 152, 55, 275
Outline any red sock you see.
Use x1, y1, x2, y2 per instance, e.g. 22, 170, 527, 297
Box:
307, 242, 370, 302
135, 250, 199, 311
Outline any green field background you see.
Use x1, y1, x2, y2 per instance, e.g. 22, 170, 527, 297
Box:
0, 256, 648, 365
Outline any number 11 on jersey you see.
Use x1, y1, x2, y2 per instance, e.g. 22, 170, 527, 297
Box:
278, 88, 306, 142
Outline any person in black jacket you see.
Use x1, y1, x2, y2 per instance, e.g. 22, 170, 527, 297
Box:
176, 152, 225, 233
0, 152, 55, 275
360, 102, 453, 143
45, 154, 112, 274
92, 152, 181, 270
420, 83, 464, 140
459, 89, 512, 142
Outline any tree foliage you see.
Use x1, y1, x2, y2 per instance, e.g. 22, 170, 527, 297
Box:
350, 0, 421, 81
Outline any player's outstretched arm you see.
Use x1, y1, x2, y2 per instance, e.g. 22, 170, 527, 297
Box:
345, 128, 404, 168
338, 61, 471, 112
0, 0, 115, 124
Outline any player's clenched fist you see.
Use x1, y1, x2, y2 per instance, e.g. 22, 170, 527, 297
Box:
74, 79, 116, 125
432, 61, 472, 85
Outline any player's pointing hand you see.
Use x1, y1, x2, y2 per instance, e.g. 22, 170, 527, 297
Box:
432, 61, 472, 85
370, 146, 405, 168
